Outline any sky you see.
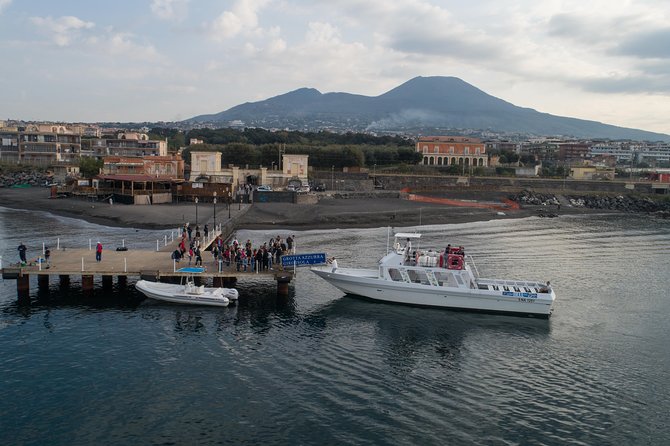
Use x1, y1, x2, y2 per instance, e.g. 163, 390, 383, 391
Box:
1, 0, 669, 134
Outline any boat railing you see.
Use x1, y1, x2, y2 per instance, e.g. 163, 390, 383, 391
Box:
466, 255, 480, 278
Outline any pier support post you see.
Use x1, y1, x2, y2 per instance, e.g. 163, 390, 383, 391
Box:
212, 277, 224, 287
102, 275, 113, 291
223, 277, 237, 288
17, 275, 30, 300
276, 274, 291, 296
59, 275, 70, 288
82, 275, 94, 295
117, 276, 127, 288
38, 274, 49, 292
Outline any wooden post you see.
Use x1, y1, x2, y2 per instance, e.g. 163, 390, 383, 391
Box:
59, 275, 70, 288
276, 274, 291, 296
38, 274, 49, 292
102, 275, 113, 291
82, 275, 94, 294
17, 274, 30, 299
223, 277, 237, 288
212, 277, 224, 287
117, 275, 127, 288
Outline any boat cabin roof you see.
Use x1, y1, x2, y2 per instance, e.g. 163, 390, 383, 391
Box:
394, 232, 422, 239
177, 267, 205, 273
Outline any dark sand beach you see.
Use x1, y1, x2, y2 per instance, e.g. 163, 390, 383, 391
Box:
0, 187, 597, 231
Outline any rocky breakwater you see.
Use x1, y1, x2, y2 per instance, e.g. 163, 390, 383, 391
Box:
567, 194, 670, 218
0, 170, 53, 188
508, 190, 559, 207
509, 189, 670, 218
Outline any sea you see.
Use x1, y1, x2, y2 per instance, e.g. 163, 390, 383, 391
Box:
1, 206, 669, 445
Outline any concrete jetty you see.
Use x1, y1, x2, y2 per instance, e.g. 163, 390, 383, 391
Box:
1, 223, 294, 299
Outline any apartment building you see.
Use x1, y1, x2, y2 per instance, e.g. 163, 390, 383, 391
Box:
0, 123, 82, 165
90, 132, 168, 159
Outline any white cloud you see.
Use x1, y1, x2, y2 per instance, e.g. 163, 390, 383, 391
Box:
150, 0, 189, 21
0, 0, 12, 14
208, 0, 271, 41
30, 15, 95, 46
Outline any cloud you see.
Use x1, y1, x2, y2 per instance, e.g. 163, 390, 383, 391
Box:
150, 0, 189, 21
30, 15, 95, 46
0, 0, 11, 14
208, 0, 270, 41
615, 28, 670, 59
577, 75, 670, 94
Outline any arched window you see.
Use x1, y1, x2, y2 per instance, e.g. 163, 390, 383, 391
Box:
478, 158, 484, 167
458, 158, 463, 166
451, 157, 456, 165
464, 158, 470, 167
429, 157, 435, 165
437, 157, 443, 165
423, 156, 429, 165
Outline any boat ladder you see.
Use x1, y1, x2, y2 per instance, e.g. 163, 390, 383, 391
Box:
425, 270, 440, 287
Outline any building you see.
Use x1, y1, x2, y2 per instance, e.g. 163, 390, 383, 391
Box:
416, 136, 488, 168
96, 155, 185, 204
570, 166, 615, 180
0, 124, 82, 165
558, 142, 591, 163
187, 151, 309, 193
90, 132, 167, 159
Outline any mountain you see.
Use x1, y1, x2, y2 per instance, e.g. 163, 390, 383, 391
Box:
186, 76, 670, 141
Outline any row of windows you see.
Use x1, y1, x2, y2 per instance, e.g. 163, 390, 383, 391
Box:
423, 157, 486, 167
421, 145, 482, 155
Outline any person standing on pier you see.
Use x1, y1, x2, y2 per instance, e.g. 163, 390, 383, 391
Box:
204, 224, 209, 239
195, 247, 203, 266
17, 242, 27, 265
96, 241, 103, 262
45, 246, 51, 268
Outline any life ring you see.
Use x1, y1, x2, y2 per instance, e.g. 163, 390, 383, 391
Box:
446, 254, 464, 270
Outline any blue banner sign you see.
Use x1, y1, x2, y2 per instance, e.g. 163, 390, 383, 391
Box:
281, 253, 327, 267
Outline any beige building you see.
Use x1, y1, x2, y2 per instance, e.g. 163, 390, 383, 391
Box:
0, 123, 82, 165
570, 166, 616, 180
90, 132, 168, 159
188, 151, 309, 191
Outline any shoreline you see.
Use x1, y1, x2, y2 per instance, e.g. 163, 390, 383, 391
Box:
0, 187, 613, 232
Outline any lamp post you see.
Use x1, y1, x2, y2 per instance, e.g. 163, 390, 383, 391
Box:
228, 191, 231, 219
331, 165, 334, 190
238, 193, 241, 210
194, 197, 199, 226
213, 191, 217, 231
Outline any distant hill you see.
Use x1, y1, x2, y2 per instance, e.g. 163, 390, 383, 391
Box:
186, 76, 670, 141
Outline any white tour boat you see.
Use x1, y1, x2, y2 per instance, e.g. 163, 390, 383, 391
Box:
311, 232, 556, 318
135, 268, 238, 307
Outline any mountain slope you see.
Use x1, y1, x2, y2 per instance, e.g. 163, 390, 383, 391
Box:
187, 76, 670, 141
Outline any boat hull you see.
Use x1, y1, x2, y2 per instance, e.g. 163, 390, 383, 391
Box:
311, 268, 554, 318
135, 280, 237, 307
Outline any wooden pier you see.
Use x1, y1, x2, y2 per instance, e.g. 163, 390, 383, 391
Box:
1, 225, 294, 299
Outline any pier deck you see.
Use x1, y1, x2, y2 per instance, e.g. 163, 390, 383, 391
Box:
1, 225, 295, 298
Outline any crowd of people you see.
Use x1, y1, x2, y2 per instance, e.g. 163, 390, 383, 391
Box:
171, 223, 296, 273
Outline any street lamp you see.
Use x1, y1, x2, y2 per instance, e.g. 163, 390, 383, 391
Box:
331, 165, 334, 190
213, 191, 217, 231
228, 191, 231, 219
238, 193, 241, 210
194, 197, 199, 226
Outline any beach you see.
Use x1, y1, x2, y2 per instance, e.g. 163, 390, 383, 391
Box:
0, 187, 597, 231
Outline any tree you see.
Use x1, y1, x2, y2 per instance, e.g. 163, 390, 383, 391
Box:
80, 157, 103, 178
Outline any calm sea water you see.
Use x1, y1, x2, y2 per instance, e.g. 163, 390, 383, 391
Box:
1, 206, 669, 445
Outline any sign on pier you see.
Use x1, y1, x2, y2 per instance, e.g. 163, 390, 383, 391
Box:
281, 253, 327, 267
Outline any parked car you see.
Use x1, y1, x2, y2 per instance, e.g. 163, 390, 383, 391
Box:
314, 183, 326, 192
298, 185, 311, 193
256, 185, 273, 191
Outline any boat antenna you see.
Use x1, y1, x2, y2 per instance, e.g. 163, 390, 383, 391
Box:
386, 226, 391, 254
